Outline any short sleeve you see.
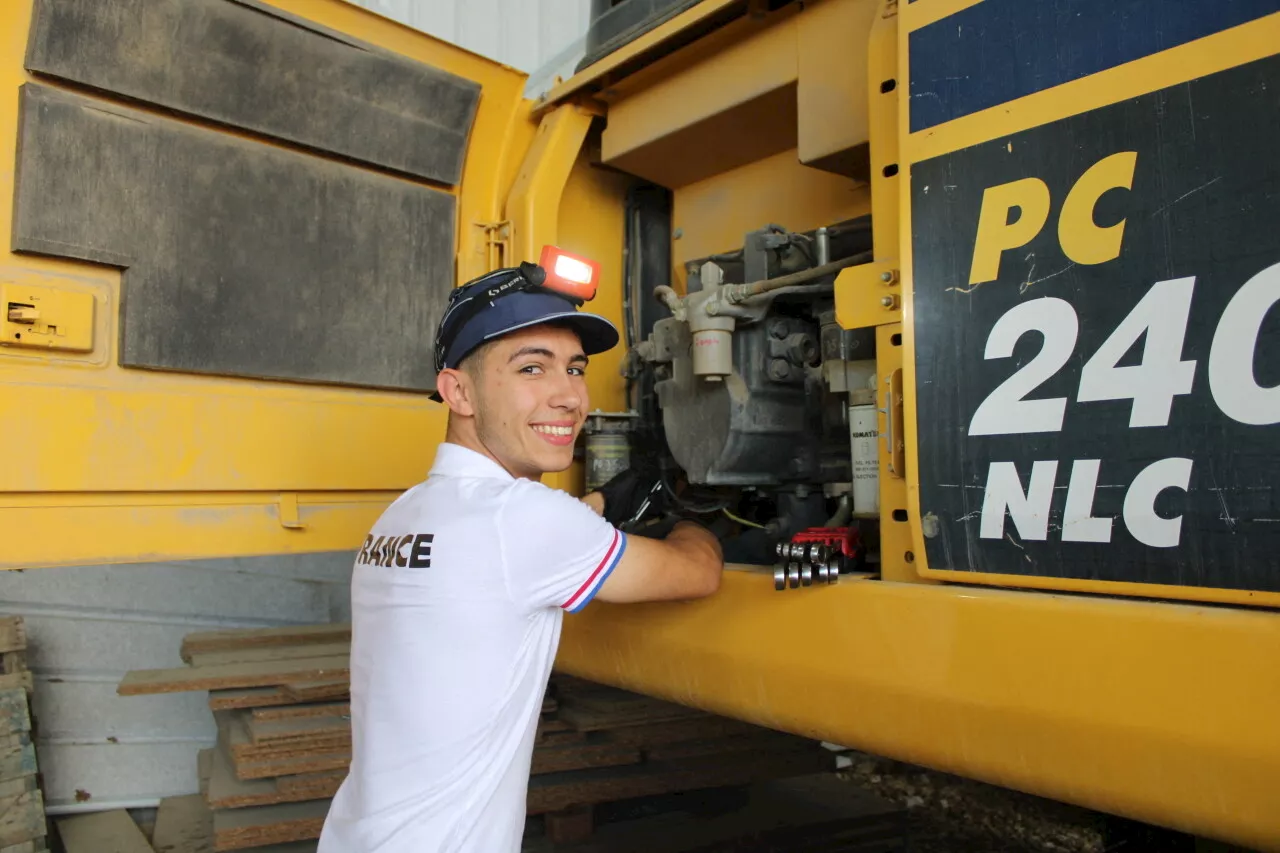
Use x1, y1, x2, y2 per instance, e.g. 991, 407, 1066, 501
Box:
498, 480, 627, 613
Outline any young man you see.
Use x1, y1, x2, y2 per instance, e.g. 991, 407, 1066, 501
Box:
317, 262, 725, 853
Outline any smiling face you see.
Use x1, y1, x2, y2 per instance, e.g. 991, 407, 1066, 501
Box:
438, 323, 590, 481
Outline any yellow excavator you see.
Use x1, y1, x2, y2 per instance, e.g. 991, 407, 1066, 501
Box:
2, 0, 1278, 848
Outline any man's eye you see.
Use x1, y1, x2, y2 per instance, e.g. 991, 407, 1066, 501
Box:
519, 364, 543, 374
569, 366, 586, 376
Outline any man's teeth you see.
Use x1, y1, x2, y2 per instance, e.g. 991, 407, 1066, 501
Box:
533, 425, 573, 436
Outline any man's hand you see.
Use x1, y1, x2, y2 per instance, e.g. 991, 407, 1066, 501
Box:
588, 469, 661, 528
667, 519, 724, 563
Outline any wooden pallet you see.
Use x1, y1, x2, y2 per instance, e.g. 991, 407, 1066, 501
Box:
0, 618, 46, 853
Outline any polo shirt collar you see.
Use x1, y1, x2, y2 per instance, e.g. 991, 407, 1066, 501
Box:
429, 442, 516, 481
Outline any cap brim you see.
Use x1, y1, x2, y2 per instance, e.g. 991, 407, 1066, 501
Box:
429, 311, 620, 404
483, 310, 620, 356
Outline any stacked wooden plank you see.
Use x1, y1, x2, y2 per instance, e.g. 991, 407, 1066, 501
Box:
55, 796, 315, 853
0, 617, 48, 853
117, 623, 837, 851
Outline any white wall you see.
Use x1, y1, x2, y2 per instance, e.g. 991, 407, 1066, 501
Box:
352, 0, 595, 97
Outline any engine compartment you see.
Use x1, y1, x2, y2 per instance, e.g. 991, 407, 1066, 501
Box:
583, 210, 882, 584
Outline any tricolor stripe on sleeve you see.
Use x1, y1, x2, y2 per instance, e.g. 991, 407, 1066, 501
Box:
561, 530, 627, 613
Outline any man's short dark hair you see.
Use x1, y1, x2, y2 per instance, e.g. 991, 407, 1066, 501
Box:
456, 339, 495, 380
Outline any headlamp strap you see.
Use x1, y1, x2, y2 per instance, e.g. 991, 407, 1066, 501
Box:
435, 262, 580, 371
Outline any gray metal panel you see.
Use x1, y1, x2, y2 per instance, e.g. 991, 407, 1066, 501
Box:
25, 0, 480, 185
0, 553, 354, 813
37, 742, 207, 811
35, 680, 214, 742
0, 566, 332, 625
13, 84, 454, 392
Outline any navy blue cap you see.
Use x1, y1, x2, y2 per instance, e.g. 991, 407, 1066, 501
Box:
430, 265, 619, 401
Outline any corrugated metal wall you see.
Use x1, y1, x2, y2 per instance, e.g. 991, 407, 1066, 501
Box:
8, 0, 594, 816
353, 0, 594, 96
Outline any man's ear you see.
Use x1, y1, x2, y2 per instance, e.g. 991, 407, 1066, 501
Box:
436, 367, 477, 417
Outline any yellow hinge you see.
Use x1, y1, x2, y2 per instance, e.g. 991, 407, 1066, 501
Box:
278, 493, 305, 530
835, 259, 901, 329
478, 220, 511, 273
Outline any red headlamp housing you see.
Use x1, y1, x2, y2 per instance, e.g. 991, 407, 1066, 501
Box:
539, 245, 600, 303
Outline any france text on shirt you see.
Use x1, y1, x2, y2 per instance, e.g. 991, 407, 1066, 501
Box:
357, 533, 434, 568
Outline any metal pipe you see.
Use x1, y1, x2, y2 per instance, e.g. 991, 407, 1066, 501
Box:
723, 251, 873, 303
653, 284, 681, 314
825, 494, 852, 528
739, 283, 833, 303
624, 207, 642, 349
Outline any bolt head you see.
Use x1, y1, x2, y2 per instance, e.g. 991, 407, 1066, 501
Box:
880, 295, 894, 307
880, 271, 893, 282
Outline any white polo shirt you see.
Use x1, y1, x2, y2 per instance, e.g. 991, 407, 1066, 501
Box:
317, 442, 627, 853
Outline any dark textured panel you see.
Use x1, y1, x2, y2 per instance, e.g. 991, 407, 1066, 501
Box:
908, 0, 1280, 131
910, 55, 1280, 591
25, 0, 480, 185
14, 84, 453, 392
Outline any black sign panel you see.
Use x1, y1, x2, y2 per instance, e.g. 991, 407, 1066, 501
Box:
912, 54, 1280, 592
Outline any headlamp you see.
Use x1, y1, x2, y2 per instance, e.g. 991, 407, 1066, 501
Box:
433, 246, 601, 373
539, 245, 600, 303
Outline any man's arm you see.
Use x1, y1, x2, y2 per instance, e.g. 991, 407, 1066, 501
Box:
579, 470, 724, 603
594, 521, 723, 603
